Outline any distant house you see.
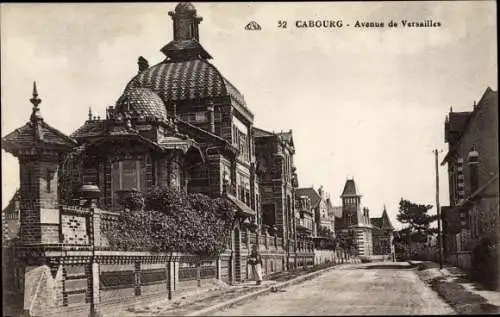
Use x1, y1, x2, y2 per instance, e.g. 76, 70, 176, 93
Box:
295, 194, 315, 239
254, 127, 298, 253
295, 187, 322, 238
335, 179, 374, 257
370, 206, 395, 256
295, 186, 335, 236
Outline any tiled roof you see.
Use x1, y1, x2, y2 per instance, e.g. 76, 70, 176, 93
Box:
277, 131, 293, 145
443, 87, 498, 164
2, 120, 76, 153
341, 179, 360, 197
116, 88, 168, 121
177, 119, 230, 146
381, 208, 394, 230
253, 127, 294, 147
371, 208, 394, 230
370, 217, 382, 228
161, 39, 213, 60
124, 59, 246, 107
253, 127, 274, 138
2, 189, 20, 217
159, 136, 201, 155
71, 121, 105, 139
295, 187, 321, 208
447, 112, 472, 133
226, 193, 255, 217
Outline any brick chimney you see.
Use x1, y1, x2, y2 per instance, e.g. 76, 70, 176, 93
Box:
137, 56, 149, 73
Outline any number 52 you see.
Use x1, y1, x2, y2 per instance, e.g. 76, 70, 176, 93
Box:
278, 20, 287, 28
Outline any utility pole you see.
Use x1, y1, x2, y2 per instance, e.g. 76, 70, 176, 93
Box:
434, 149, 444, 270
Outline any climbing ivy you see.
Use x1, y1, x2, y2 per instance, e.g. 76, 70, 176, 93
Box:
59, 145, 87, 204
106, 186, 236, 256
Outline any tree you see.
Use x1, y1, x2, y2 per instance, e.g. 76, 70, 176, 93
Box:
396, 198, 437, 258
397, 198, 436, 238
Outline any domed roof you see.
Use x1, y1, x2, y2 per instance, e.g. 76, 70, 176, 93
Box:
175, 2, 196, 13
116, 88, 168, 121
124, 59, 245, 106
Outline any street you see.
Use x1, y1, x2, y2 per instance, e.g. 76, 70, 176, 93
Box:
211, 262, 455, 316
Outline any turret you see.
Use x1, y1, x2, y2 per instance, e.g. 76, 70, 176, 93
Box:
2, 82, 76, 244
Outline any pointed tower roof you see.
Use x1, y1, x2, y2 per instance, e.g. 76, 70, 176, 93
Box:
340, 178, 361, 198
381, 207, 394, 230
2, 82, 76, 157
371, 205, 394, 230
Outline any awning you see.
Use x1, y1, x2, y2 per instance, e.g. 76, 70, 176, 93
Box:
159, 136, 205, 163
296, 223, 312, 233
226, 193, 255, 218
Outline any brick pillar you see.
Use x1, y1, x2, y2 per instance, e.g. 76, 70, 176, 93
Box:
134, 262, 141, 296
92, 263, 100, 306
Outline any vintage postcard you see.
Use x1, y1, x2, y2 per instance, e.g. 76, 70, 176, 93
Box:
1, 2, 498, 316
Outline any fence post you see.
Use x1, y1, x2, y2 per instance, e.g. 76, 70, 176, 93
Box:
167, 259, 173, 300
196, 259, 201, 288
216, 256, 222, 280
229, 252, 234, 285
134, 261, 141, 296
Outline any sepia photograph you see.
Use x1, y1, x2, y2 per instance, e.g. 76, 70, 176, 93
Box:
1, 1, 498, 316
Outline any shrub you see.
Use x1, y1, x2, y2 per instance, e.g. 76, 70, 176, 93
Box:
106, 186, 236, 256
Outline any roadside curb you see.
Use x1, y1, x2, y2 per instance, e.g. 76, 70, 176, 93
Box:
412, 261, 500, 315
186, 263, 346, 316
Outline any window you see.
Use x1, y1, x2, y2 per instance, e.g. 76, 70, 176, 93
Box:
449, 165, 456, 203
111, 160, 145, 208
195, 111, 207, 122
46, 169, 52, 193
214, 112, 222, 121
245, 190, 250, 206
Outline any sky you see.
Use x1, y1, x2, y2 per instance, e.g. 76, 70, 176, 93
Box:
1, 2, 497, 229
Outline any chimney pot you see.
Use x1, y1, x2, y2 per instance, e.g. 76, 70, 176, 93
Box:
138, 56, 149, 73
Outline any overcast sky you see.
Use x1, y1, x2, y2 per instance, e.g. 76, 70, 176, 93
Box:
1, 2, 497, 229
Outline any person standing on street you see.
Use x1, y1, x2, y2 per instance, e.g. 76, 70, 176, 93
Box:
248, 244, 263, 285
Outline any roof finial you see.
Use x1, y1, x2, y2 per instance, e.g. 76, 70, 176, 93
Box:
30, 81, 43, 123
473, 100, 476, 109
88, 107, 93, 121
450, 106, 453, 113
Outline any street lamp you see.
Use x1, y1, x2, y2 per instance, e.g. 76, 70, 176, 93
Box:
78, 184, 102, 317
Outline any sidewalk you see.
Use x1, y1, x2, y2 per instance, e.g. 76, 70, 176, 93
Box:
410, 260, 500, 315
105, 260, 362, 317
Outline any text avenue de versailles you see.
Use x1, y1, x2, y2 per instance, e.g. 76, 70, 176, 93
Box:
277, 19, 442, 29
